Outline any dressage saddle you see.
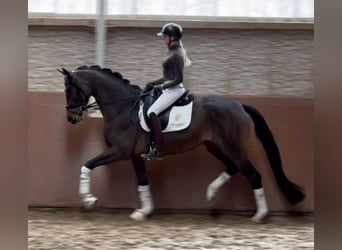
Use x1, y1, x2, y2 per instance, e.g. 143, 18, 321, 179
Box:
142, 89, 193, 130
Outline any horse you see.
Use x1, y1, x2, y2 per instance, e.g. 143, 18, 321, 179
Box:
57, 65, 305, 223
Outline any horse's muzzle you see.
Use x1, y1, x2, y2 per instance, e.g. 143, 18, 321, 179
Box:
66, 109, 83, 124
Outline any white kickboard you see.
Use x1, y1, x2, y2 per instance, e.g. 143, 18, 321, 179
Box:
138, 101, 193, 133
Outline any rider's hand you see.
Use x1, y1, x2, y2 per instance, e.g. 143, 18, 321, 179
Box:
154, 84, 164, 93
142, 82, 154, 93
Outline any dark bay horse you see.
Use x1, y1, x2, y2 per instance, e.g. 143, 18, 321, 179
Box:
58, 65, 305, 222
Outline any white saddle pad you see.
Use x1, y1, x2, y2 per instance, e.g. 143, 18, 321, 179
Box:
138, 101, 193, 133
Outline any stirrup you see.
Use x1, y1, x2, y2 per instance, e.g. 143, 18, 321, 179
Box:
141, 147, 163, 161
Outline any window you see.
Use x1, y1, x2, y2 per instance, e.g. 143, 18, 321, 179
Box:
28, 0, 314, 18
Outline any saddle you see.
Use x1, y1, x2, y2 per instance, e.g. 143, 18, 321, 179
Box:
138, 89, 194, 133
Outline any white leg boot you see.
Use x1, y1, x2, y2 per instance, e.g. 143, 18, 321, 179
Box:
129, 185, 154, 221
206, 172, 231, 201
79, 166, 98, 209
252, 188, 269, 223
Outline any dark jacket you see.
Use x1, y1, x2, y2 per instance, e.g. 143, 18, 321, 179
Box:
148, 44, 184, 89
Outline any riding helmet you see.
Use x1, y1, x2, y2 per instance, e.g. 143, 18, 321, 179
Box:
157, 23, 183, 40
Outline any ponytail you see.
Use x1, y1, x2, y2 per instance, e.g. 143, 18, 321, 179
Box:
179, 40, 192, 67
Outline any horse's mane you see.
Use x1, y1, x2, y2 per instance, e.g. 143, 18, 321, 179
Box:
76, 65, 141, 91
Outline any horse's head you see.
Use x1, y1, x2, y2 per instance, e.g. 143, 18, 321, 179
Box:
57, 68, 92, 124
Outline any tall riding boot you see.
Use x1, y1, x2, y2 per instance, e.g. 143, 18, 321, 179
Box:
141, 113, 164, 160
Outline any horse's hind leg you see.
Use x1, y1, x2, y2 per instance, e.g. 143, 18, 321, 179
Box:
129, 156, 154, 221
235, 157, 269, 222
204, 141, 239, 202
205, 141, 268, 222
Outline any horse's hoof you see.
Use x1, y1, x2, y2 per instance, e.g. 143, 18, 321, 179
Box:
129, 210, 147, 221
82, 195, 98, 210
206, 186, 217, 202
251, 211, 269, 223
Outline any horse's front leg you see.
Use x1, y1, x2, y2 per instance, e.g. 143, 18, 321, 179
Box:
79, 146, 121, 209
129, 156, 154, 221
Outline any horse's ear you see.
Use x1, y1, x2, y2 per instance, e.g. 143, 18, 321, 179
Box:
57, 68, 70, 76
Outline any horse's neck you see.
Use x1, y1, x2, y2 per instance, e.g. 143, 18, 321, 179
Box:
89, 77, 140, 119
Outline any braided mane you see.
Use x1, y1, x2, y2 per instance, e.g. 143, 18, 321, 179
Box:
76, 65, 141, 90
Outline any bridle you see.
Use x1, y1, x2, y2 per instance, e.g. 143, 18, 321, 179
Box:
65, 81, 96, 112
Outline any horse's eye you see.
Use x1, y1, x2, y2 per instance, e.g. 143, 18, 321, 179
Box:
65, 85, 72, 93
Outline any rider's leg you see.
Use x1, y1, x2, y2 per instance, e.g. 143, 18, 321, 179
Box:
141, 86, 185, 160
148, 112, 164, 156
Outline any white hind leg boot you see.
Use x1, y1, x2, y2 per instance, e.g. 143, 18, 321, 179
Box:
130, 185, 154, 221
206, 172, 231, 201
252, 188, 269, 222
79, 166, 98, 209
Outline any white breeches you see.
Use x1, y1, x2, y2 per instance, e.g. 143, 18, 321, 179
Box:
147, 84, 186, 116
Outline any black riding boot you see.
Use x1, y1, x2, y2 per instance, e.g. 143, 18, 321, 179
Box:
141, 113, 164, 160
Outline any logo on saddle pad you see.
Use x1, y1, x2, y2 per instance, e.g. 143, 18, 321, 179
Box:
138, 91, 193, 133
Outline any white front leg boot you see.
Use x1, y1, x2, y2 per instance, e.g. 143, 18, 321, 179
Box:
206, 172, 231, 201
129, 185, 154, 221
252, 188, 269, 223
79, 166, 98, 209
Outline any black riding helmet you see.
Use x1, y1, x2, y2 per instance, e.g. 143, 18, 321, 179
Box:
157, 23, 183, 40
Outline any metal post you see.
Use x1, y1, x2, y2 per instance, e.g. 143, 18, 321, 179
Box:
95, 0, 107, 67
89, 0, 107, 117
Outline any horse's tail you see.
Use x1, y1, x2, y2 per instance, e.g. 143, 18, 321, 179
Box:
242, 104, 305, 204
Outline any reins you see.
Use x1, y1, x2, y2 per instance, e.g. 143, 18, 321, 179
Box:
83, 91, 153, 123
81, 95, 140, 112
83, 91, 152, 111
83, 91, 153, 125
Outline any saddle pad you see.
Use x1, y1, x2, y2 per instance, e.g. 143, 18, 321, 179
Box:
138, 101, 193, 133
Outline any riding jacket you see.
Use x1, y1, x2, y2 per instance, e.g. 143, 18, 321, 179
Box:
148, 44, 185, 89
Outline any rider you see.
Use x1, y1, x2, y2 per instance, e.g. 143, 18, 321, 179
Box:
141, 23, 192, 160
